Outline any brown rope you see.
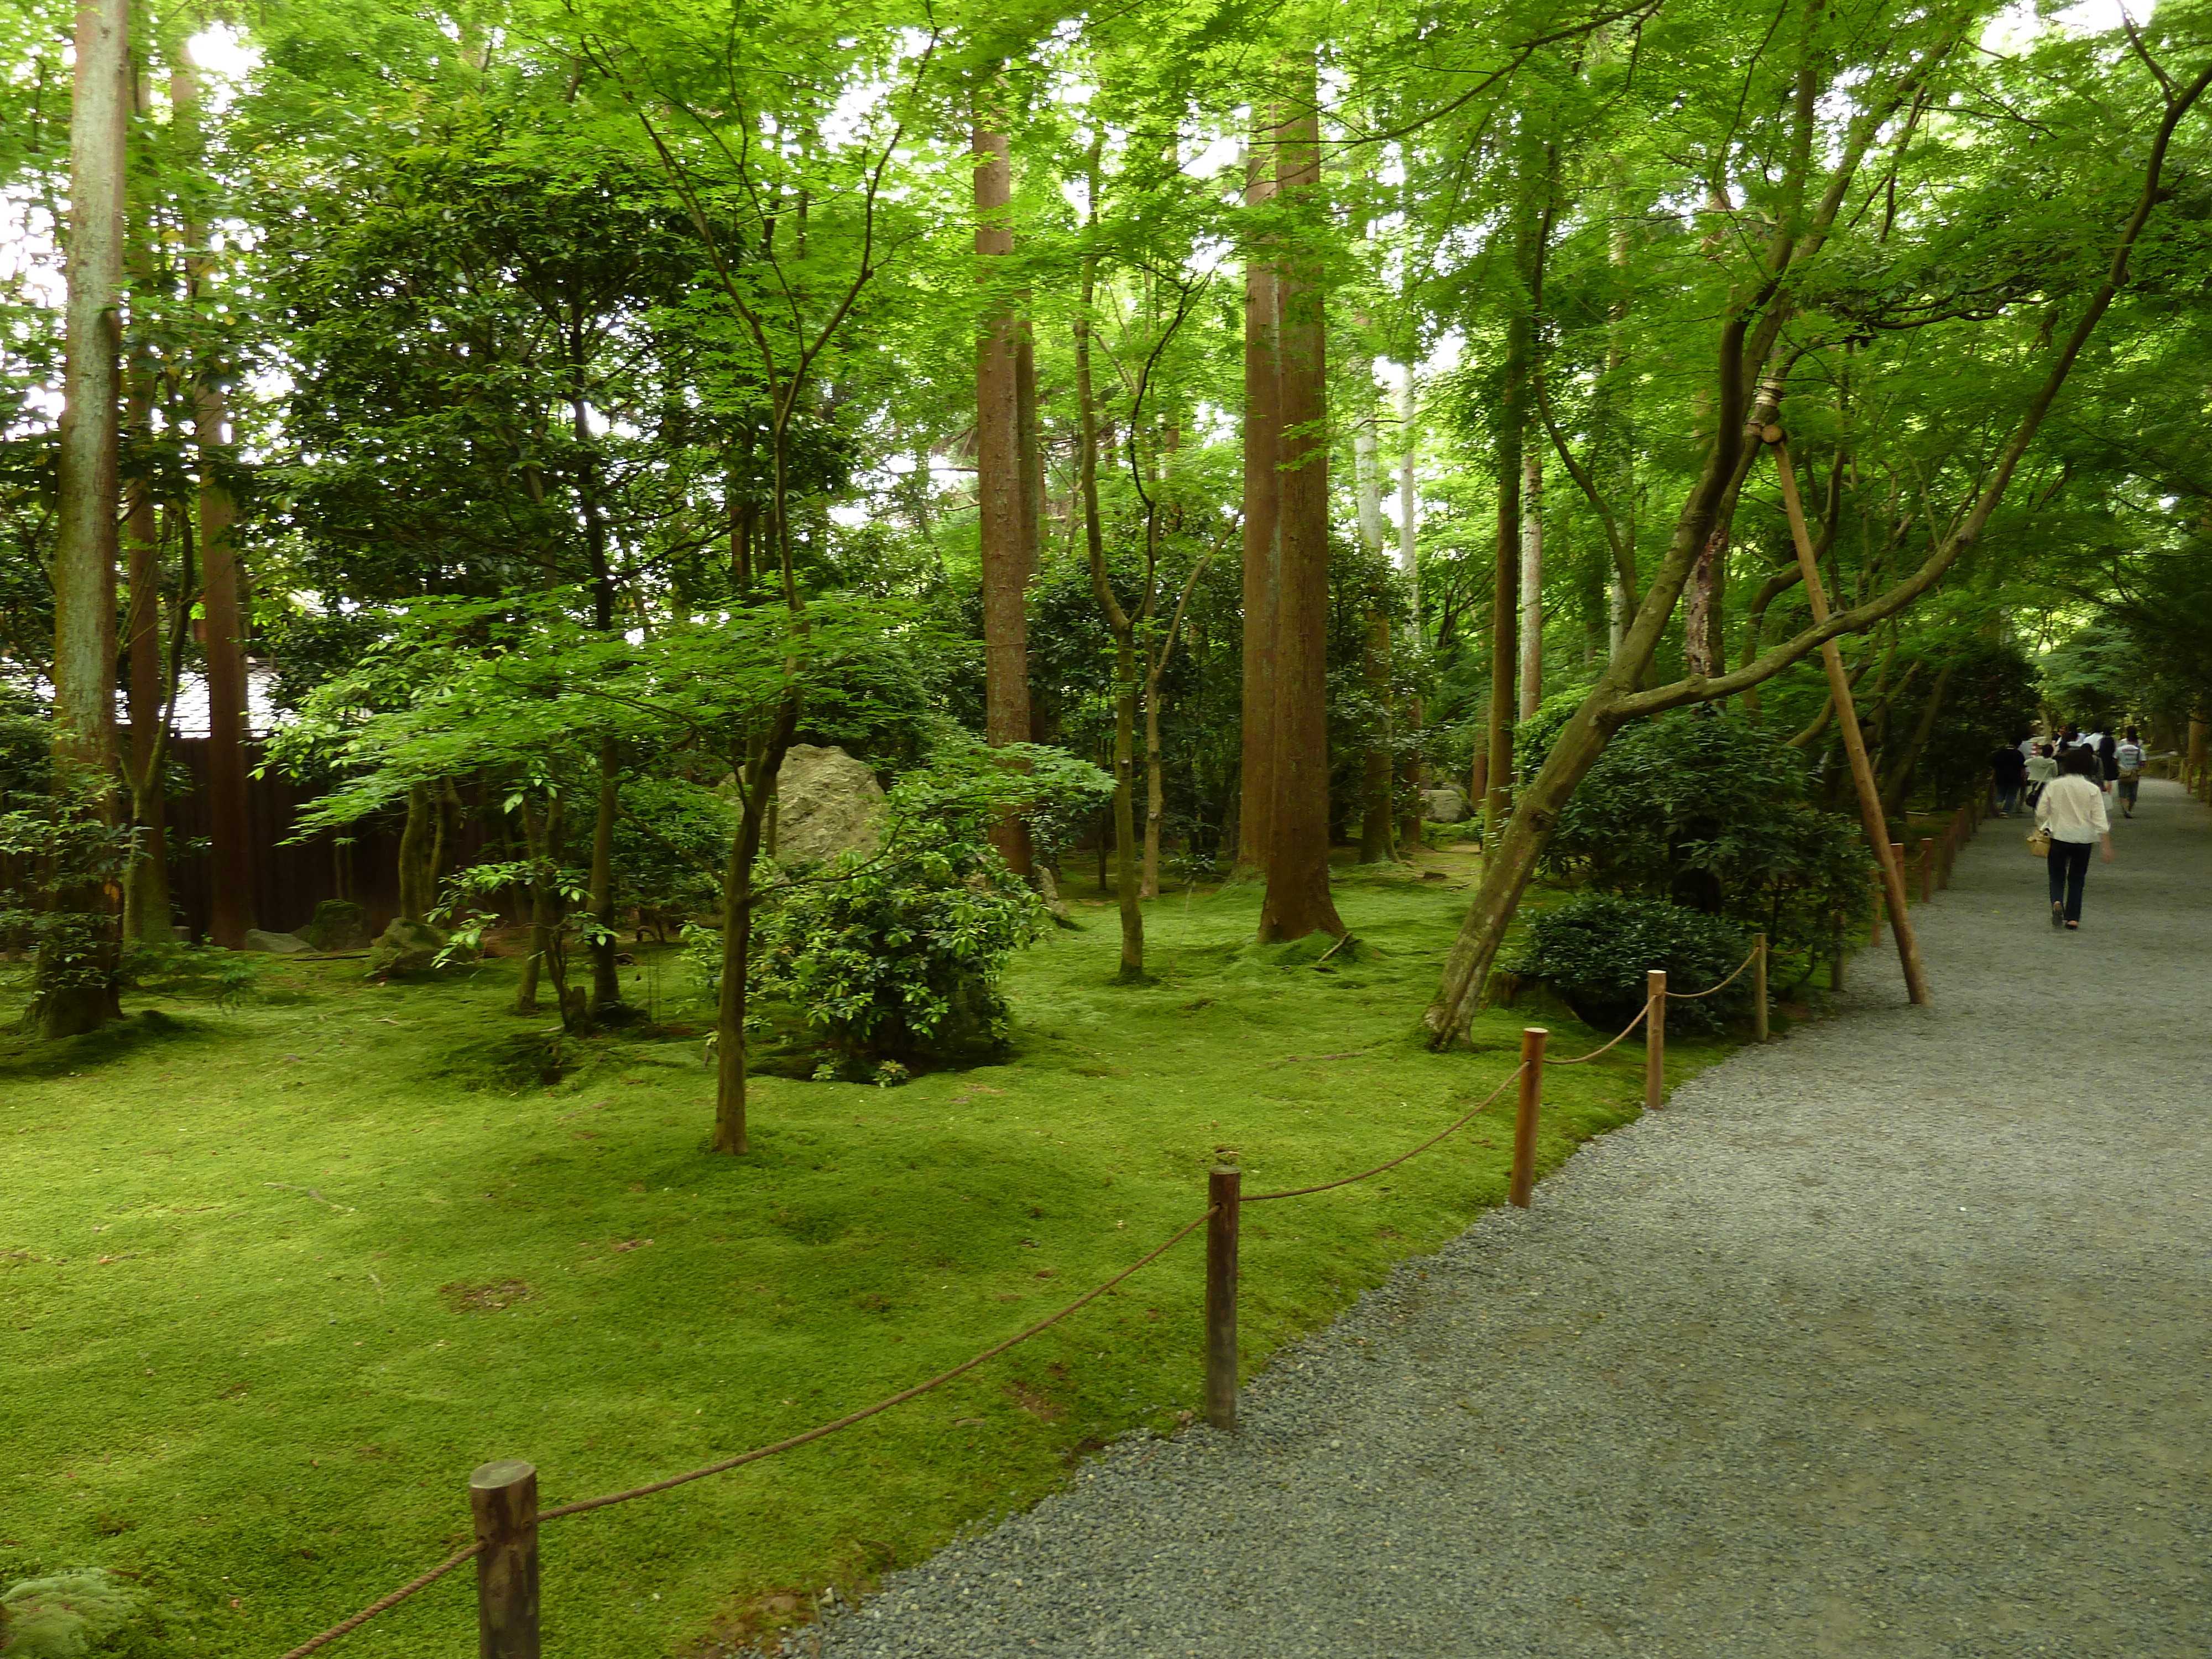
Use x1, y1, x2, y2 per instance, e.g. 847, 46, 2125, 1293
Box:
274, 1541, 482, 1659
1240, 1066, 1526, 1203
1663, 946, 1759, 1001
536, 1208, 1214, 1520
1543, 1000, 1648, 1066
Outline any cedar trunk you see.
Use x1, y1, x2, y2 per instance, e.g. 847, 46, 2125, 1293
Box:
178, 49, 255, 950
35, 0, 128, 1037
122, 428, 169, 945
1256, 81, 1345, 943
1236, 134, 1280, 874
1485, 317, 1525, 841
973, 124, 1032, 876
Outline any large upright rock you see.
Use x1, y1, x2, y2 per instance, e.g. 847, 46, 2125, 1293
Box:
774, 745, 886, 865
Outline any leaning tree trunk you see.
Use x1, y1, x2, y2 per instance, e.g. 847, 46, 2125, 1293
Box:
34, 0, 128, 1037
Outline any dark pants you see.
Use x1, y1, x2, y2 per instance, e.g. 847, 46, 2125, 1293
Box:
2048, 838, 2093, 921
1996, 782, 2024, 815
2119, 776, 2140, 809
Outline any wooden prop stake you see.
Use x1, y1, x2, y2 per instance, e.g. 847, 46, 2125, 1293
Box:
1752, 932, 1768, 1044
470, 1460, 540, 1659
1510, 1028, 1547, 1206
1204, 1166, 1240, 1432
1770, 436, 1931, 1005
1644, 971, 1666, 1110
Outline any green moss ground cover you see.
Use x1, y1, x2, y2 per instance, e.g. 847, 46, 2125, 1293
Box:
1, 857, 1731, 1657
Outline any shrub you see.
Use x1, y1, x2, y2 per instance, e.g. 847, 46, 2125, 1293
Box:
746, 823, 1048, 1070
1540, 711, 1874, 963
1509, 893, 1752, 1036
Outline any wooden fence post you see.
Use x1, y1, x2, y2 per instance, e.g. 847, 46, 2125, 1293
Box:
1752, 932, 1768, 1043
1510, 1027, 1548, 1206
1919, 837, 1933, 904
1204, 1165, 1240, 1433
1869, 870, 1882, 945
1644, 971, 1666, 1110
469, 1460, 540, 1659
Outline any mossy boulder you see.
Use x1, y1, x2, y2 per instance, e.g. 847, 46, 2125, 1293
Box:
297, 899, 371, 952
366, 917, 448, 977
1, 1568, 142, 1658
241, 928, 310, 954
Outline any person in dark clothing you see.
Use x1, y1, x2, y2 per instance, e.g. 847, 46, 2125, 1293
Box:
1991, 740, 2030, 817
2097, 729, 2120, 791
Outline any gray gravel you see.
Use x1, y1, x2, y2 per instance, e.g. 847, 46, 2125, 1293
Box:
806, 780, 2212, 1658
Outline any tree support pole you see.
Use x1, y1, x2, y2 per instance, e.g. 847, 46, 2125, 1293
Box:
1771, 435, 1929, 1005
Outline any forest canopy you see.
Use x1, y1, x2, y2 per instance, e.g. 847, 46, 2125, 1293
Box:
5, 0, 2210, 1095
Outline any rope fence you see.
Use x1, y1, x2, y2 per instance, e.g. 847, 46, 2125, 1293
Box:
269, 920, 1856, 1657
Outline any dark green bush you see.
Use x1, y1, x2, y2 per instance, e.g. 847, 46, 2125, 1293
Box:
745, 823, 1048, 1071
1509, 893, 1751, 1036
1540, 711, 1873, 965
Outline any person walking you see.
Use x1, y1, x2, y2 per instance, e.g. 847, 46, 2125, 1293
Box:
2025, 742, 2059, 808
1991, 738, 2030, 817
2097, 728, 2120, 793
2114, 727, 2147, 817
2035, 747, 2113, 931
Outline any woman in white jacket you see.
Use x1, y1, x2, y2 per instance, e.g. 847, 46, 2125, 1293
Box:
2035, 747, 2114, 931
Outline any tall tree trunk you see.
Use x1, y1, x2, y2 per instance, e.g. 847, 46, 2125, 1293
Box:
1879, 659, 1953, 815
573, 383, 624, 1016
715, 699, 800, 1153
176, 45, 254, 950
122, 392, 170, 945
1258, 70, 1345, 943
588, 735, 622, 1014
1397, 371, 1425, 850
515, 792, 567, 1019
1351, 351, 1395, 861
1237, 129, 1281, 874
35, 0, 128, 1037
1518, 450, 1543, 719
398, 782, 436, 922
1359, 612, 1395, 862
1076, 143, 1144, 979
973, 119, 1033, 877
1140, 556, 1207, 898
1486, 315, 1527, 841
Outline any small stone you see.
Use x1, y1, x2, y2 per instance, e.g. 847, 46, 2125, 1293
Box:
242, 928, 310, 954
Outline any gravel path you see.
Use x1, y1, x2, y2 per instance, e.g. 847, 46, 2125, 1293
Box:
810, 780, 2212, 1658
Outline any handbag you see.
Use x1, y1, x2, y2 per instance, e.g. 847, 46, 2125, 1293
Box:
2027, 827, 2052, 859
